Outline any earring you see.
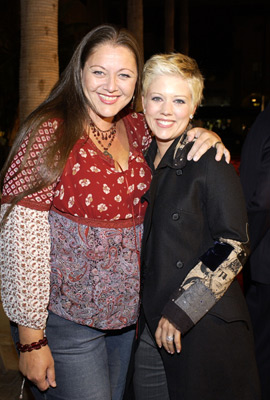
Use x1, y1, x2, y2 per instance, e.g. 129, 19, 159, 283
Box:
143, 108, 146, 114
190, 114, 193, 120
131, 96, 135, 110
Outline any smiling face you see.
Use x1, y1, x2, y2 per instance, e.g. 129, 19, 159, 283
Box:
81, 43, 138, 126
142, 74, 196, 152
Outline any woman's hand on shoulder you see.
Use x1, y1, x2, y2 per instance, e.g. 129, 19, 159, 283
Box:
155, 317, 181, 355
186, 127, 230, 163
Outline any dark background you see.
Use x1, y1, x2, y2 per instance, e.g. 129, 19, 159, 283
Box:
0, 0, 270, 158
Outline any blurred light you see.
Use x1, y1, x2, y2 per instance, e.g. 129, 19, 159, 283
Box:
251, 97, 260, 107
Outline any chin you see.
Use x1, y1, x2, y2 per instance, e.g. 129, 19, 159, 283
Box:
98, 104, 126, 118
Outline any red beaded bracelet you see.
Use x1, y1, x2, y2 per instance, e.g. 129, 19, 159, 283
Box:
16, 337, 48, 352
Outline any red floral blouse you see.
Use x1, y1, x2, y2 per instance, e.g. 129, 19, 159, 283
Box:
0, 112, 152, 330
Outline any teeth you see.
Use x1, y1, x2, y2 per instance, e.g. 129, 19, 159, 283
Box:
100, 94, 118, 101
158, 120, 173, 126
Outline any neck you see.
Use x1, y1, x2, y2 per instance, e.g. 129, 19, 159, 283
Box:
156, 140, 171, 159
89, 111, 115, 131
156, 128, 188, 158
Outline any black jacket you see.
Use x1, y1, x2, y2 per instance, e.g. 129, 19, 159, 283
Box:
141, 135, 250, 336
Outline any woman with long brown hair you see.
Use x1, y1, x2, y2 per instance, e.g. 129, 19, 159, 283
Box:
0, 25, 227, 400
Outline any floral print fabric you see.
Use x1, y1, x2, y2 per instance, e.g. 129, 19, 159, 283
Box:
53, 113, 152, 223
0, 204, 51, 329
1, 119, 59, 210
0, 112, 152, 329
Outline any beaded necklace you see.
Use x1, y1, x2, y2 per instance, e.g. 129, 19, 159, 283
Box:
89, 118, 117, 158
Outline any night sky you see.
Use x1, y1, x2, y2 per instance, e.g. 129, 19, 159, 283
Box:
0, 0, 269, 153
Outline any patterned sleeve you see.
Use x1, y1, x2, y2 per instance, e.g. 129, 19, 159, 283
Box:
1, 119, 60, 210
0, 204, 51, 329
162, 238, 249, 335
127, 112, 152, 153
162, 146, 249, 335
0, 119, 60, 328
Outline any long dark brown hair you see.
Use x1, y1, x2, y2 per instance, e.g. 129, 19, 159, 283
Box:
0, 24, 143, 222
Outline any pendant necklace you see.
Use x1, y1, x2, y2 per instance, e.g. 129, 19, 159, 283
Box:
89, 118, 117, 158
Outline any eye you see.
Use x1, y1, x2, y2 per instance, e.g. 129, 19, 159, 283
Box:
174, 99, 185, 104
119, 73, 131, 79
92, 70, 105, 76
151, 96, 163, 102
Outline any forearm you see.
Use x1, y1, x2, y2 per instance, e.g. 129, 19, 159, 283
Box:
162, 238, 249, 334
18, 325, 45, 343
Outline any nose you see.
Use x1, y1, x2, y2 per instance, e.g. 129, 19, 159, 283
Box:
161, 100, 173, 115
105, 74, 117, 92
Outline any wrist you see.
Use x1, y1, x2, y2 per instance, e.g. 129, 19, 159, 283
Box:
18, 325, 45, 344
17, 337, 48, 353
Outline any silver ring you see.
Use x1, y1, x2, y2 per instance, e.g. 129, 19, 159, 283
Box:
166, 335, 174, 342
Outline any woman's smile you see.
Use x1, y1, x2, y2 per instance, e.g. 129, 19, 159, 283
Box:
98, 93, 120, 104
143, 74, 196, 152
155, 119, 175, 128
81, 43, 137, 127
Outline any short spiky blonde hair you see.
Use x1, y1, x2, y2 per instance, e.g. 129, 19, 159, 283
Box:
142, 53, 204, 107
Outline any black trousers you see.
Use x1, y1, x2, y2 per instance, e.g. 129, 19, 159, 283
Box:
133, 314, 261, 400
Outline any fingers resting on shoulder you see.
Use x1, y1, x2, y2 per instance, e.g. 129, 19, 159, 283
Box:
186, 127, 231, 163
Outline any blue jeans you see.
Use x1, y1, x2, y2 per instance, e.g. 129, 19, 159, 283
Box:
13, 312, 135, 400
